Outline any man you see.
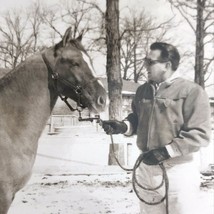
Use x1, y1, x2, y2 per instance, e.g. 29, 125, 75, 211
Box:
102, 42, 211, 214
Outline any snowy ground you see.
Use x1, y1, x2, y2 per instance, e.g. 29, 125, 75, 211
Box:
8, 125, 214, 214
9, 171, 139, 214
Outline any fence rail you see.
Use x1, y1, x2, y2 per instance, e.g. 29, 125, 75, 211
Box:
47, 115, 94, 134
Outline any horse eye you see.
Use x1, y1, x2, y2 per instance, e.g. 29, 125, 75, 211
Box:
67, 59, 79, 67
72, 62, 79, 67
61, 58, 79, 67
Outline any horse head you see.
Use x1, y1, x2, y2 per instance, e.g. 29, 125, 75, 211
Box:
49, 27, 107, 113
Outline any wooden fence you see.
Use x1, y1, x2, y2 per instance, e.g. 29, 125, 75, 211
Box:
47, 115, 95, 134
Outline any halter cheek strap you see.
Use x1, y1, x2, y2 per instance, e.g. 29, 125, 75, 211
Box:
51, 72, 84, 111
42, 52, 84, 112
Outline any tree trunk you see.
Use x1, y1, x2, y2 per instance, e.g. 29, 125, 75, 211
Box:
106, 0, 124, 165
195, 0, 205, 88
133, 19, 138, 83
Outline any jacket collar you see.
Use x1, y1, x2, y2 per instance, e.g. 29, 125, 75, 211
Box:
160, 71, 180, 88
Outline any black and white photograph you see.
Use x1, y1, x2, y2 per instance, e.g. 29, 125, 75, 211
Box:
0, 0, 213, 213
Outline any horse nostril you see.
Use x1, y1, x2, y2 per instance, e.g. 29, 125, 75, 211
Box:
97, 96, 105, 107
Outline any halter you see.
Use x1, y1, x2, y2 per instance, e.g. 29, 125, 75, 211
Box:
42, 52, 85, 112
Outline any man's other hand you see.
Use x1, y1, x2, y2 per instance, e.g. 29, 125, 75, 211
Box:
142, 147, 170, 165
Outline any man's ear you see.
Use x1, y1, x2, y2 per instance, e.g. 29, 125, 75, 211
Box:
165, 61, 172, 70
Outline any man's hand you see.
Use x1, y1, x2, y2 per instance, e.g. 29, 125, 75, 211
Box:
141, 147, 170, 165
102, 120, 127, 135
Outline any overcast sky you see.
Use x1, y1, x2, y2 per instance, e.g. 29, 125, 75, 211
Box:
0, 0, 172, 16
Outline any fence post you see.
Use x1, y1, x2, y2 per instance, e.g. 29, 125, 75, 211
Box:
49, 115, 54, 134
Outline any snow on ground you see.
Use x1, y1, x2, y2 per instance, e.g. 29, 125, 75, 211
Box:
8, 171, 214, 214
8, 125, 214, 214
9, 172, 140, 214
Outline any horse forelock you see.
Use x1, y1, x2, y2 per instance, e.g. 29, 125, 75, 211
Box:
54, 39, 87, 57
54, 39, 98, 78
54, 39, 104, 87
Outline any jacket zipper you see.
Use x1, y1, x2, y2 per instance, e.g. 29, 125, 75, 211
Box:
146, 85, 156, 151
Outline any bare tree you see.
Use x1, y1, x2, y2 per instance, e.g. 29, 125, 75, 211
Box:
39, 0, 103, 53
0, 9, 30, 68
0, 3, 43, 69
77, 0, 106, 54
106, 0, 122, 120
120, 9, 175, 82
39, 3, 64, 44
106, 0, 124, 165
78, 2, 176, 83
168, 0, 214, 88
26, 2, 44, 55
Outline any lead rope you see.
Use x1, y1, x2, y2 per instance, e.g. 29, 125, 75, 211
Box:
132, 159, 169, 214
109, 133, 169, 214
62, 106, 169, 213
109, 134, 133, 172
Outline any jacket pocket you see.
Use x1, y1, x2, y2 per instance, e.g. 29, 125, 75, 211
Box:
156, 98, 175, 112
156, 97, 184, 125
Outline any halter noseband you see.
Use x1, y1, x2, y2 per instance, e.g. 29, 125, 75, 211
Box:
42, 52, 84, 112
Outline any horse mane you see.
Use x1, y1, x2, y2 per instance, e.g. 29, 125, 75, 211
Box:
0, 67, 17, 88
0, 54, 41, 89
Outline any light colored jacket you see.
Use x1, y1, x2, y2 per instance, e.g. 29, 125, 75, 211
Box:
126, 78, 211, 164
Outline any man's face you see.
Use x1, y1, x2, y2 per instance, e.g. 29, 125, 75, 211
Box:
144, 50, 168, 83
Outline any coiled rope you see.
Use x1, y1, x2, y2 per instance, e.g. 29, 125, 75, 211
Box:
110, 134, 169, 214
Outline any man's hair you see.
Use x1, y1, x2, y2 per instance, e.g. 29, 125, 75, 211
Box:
150, 42, 180, 71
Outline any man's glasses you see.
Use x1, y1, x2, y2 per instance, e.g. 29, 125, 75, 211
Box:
143, 57, 169, 67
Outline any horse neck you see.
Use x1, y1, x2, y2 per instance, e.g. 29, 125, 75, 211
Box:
0, 50, 58, 144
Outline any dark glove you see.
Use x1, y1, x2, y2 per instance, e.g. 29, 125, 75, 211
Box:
142, 147, 170, 165
102, 120, 127, 135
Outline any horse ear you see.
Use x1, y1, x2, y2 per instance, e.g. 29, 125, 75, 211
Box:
62, 27, 72, 47
76, 33, 83, 42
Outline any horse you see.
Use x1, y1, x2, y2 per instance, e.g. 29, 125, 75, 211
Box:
0, 27, 107, 214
